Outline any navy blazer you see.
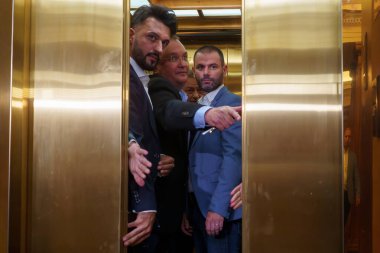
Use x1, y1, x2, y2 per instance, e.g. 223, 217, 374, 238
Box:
188, 86, 242, 221
128, 66, 161, 212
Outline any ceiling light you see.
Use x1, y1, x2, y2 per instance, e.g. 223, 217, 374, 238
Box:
202, 9, 241, 17
174, 10, 199, 17
131, 0, 149, 9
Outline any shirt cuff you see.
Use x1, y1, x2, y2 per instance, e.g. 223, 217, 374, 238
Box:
194, 106, 212, 129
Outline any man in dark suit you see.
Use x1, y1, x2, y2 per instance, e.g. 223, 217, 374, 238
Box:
148, 38, 243, 253
187, 46, 242, 253
148, 37, 195, 253
123, 6, 242, 252
343, 127, 360, 225
122, 5, 177, 252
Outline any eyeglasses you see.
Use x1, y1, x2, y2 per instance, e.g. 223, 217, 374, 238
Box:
162, 55, 188, 63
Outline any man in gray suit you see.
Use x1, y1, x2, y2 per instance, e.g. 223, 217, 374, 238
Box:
343, 127, 360, 225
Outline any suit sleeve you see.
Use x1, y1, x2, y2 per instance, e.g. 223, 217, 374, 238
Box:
208, 97, 242, 219
128, 72, 158, 212
149, 77, 204, 131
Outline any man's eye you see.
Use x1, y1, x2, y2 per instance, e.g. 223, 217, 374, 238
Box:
162, 40, 170, 48
147, 34, 157, 41
210, 65, 218, 70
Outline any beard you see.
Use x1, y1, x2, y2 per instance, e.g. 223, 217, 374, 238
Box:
131, 40, 159, 71
197, 74, 224, 93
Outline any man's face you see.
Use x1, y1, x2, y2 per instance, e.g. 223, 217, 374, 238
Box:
156, 39, 189, 89
193, 51, 227, 93
183, 77, 205, 102
344, 128, 352, 149
130, 17, 171, 71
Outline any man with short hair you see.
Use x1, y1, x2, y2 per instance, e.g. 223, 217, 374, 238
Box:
123, 5, 177, 252
124, 5, 243, 252
148, 38, 243, 253
187, 45, 242, 253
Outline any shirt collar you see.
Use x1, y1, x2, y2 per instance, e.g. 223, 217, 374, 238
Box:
198, 84, 224, 106
130, 57, 147, 78
179, 90, 188, 102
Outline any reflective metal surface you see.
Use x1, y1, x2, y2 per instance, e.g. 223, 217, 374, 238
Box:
28, 0, 125, 252
242, 0, 343, 252
9, 0, 31, 251
0, 0, 13, 251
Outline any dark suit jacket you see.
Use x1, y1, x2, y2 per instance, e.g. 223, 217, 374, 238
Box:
128, 66, 161, 212
149, 76, 203, 131
148, 75, 203, 234
347, 149, 360, 205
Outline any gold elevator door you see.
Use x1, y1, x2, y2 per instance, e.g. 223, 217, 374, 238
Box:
0, 0, 342, 252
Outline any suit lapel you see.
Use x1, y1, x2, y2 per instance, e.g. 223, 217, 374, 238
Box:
130, 66, 159, 139
210, 86, 227, 107
190, 87, 228, 148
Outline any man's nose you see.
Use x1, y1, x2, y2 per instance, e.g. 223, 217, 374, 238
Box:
154, 40, 163, 53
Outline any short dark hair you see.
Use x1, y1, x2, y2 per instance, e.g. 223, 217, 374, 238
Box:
194, 45, 225, 66
131, 5, 177, 37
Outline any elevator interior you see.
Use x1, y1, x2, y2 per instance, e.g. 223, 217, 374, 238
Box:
1, 0, 378, 252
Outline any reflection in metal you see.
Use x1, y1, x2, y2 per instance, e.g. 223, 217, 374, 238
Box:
242, 0, 343, 252
27, 0, 126, 252
0, 0, 13, 251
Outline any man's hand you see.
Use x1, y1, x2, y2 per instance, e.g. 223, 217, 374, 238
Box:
205, 211, 224, 236
157, 154, 175, 177
181, 213, 193, 236
128, 142, 151, 187
205, 106, 241, 131
230, 183, 242, 210
122, 212, 156, 247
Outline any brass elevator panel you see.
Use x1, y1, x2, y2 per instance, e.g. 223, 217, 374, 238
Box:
27, 0, 127, 252
1, 0, 345, 252
242, 0, 343, 252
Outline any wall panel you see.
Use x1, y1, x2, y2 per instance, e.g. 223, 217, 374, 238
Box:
27, 0, 126, 252
242, 1, 343, 252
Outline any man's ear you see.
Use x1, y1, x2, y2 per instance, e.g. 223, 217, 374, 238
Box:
223, 65, 228, 76
129, 28, 135, 43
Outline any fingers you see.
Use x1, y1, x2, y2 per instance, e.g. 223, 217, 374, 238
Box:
205, 106, 242, 131
137, 153, 152, 168
181, 215, 193, 236
206, 220, 223, 236
122, 225, 150, 246
230, 183, 242, 209
205, 212, 224, 236
230, 200, 242, 210
230, 183, 242, 196
122, 213, 155, 247
157, 154, 175, 177
128, 143, 152, 186
133, 175, 145, 187
232, 106, 242, 115
136, 147, 149, 156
